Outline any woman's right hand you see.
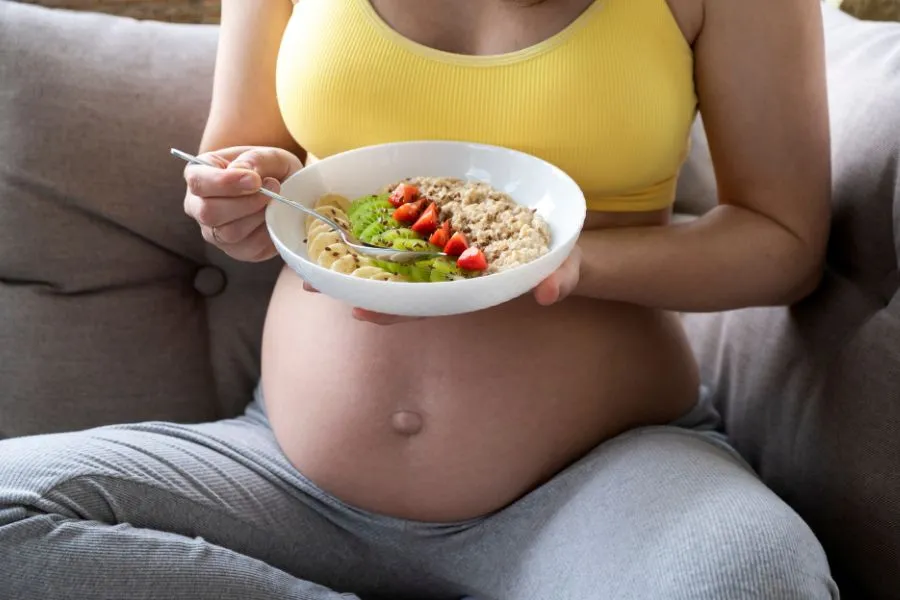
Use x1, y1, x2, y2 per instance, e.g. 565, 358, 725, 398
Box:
183, 146, 304, 262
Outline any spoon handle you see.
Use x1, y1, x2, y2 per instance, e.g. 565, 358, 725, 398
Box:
169, 148, 346, 234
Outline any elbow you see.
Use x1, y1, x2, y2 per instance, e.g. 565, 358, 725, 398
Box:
780, 238, 827, 306
765, 198, 830, 306
786, 261, 825, 304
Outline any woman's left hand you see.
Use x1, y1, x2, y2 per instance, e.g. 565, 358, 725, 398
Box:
308, 245, 582, 325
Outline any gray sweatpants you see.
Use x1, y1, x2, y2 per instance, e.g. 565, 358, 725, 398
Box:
0, 387, 838, 600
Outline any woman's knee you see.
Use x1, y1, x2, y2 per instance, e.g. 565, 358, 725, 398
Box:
699, 503, 836, 598
661, 469, 839, 599
569, 430, 837, 599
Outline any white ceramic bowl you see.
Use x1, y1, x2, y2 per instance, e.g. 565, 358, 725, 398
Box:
265, 140, 586, 317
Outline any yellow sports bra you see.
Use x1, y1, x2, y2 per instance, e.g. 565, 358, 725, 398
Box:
276, 0, 697, 213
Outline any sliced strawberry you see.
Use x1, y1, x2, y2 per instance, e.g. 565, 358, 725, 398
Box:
411, 202, 439, 235
429, 227, 449, 248
457, 247, 487, 271
443, 231, 468, 256
389, 183, 419, 207
428, 220, 452, 248
392, 202, 421, 223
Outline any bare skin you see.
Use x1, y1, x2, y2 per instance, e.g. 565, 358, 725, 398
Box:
183, 0, 830, 522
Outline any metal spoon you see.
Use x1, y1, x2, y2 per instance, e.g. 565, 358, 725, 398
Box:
170, 148, 446, 264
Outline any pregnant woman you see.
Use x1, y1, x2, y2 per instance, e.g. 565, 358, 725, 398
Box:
0, 0, 838, 598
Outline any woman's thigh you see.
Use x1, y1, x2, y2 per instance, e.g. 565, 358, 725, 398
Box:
433, 427, 838, 600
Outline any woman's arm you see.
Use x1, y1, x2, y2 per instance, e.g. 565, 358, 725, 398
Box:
182, 0, 305, 262
199, 0, 304, 159
572, 0, 831, 312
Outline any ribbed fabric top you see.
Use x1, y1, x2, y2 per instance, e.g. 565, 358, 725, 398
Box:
276, 0, 697, 212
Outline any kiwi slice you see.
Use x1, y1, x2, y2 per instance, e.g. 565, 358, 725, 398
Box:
429, 268, 453, 282
359, 215, 401, 244
373, 259, 405, 275
372, 228, 418, 247
407, 265, 431, 282
349, 196, 393, 239
371, 259, 430, 283
347, 194, 391, 221
390, 238, 438, 252
353, 209, 393, 240
431, 256, 463, 274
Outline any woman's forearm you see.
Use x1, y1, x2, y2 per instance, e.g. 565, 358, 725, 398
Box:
572, 204, 826, 312
198, 0, 304, 160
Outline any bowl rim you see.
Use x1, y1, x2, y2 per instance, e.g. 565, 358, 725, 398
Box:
266, 139, 587, 288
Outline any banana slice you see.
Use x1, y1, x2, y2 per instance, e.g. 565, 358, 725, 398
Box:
307, 231, 341, 263
306, 219, 332, 241
330, 254, 361, 274
316, 243, 352, 269
314, 193, 351, 213
306, 205, 350, 233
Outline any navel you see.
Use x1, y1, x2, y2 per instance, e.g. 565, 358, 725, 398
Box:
391, 410, 424, 436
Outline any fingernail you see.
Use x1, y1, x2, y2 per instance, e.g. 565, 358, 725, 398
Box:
239, 174, 258, 190
262, 177, 280, 192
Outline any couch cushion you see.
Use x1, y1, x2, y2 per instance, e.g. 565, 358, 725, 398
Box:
0, 0, 281, 437
676, 5, 900, 597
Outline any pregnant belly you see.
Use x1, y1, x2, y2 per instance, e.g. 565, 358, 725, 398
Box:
261, 267, 699, 522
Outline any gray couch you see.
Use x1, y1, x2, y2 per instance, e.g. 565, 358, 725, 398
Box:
0, 1, 897, 598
